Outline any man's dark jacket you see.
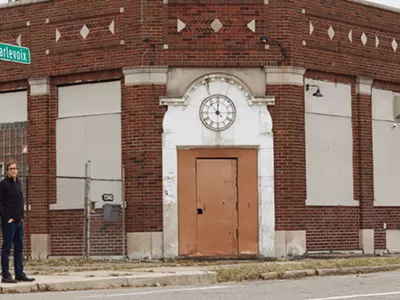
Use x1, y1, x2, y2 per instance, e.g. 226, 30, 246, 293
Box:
0, 177, 24, 224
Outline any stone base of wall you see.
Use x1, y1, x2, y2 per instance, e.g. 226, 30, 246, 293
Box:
275, 230, 306, 259
31, 234, 50, 260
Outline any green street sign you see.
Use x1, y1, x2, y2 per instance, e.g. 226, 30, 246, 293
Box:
0, 43, 30, 65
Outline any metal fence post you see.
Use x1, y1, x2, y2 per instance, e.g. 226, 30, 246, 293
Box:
83, 163, 88, 259
25, 175, 31, 261
86, 160, 92, 259
122, 164, 126, 259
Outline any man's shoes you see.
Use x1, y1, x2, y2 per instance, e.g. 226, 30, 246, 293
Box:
1, 275, 18, 283
15, 273, 35, 282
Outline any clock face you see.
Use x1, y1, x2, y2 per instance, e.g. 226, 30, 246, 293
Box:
199, 94, 236, 131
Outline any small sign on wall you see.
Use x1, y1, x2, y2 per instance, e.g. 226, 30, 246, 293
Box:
102, 194, 114, 202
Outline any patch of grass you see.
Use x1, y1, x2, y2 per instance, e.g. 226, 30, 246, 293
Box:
24, 258, 257, 274
23, 256, 400, 280
213, 257, 400, 282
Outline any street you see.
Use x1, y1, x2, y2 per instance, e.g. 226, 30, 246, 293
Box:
3, 271, 400, 300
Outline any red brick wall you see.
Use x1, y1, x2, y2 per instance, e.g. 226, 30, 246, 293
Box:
0, 0, 399, 256
49, 209, 125, 257
298, 0, 400, 83
121, 82, 166, 233
305, 207, 360, 251
0, 1, 398, 76
303, 71, 363, 251
49, 210, 85, 256
268, 84, 306, 231
27, 91, 50, 235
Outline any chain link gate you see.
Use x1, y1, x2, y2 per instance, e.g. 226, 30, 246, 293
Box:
83, 161, 126, 259
1, 170, 126, 261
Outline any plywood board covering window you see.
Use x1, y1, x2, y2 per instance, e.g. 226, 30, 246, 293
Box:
372, 89, 400, 206
305, 79, 355, 206
54, 81, 122, 210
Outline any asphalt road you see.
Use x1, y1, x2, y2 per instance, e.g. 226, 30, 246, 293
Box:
4, 271, 400, 300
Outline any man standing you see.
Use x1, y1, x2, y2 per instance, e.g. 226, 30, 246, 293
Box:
0, 161, 34, 283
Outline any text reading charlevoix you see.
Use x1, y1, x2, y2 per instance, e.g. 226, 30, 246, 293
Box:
0, 43, 31, 65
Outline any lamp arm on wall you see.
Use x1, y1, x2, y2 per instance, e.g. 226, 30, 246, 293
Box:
260, 36, 289, 61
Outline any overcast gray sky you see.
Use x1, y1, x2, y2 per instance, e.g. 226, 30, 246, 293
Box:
369, 0, 400, 8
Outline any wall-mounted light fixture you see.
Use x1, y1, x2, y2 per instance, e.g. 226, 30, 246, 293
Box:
260, 35, 288, 62
306, 84, 323, 98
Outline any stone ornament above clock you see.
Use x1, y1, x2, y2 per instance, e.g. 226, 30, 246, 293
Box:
199, 94, 236, 131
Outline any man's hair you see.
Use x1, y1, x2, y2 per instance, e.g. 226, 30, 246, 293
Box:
6, 161, 17, 171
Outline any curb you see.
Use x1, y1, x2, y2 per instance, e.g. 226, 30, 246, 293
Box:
261, 264, 400, 281
0, 271, 217, 294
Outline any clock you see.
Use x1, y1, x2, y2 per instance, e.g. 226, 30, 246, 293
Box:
199, 94, 236, 131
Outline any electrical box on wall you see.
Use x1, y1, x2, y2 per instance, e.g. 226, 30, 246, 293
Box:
394, 95, 400, 121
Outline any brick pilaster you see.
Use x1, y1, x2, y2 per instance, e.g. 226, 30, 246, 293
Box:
355, 77, 375, 254
265, 66, 307, 257
27, 78, 50, 235
121, 67, 167, 234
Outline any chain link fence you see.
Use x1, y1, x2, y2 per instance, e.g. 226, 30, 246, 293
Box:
1, 162, 126, 261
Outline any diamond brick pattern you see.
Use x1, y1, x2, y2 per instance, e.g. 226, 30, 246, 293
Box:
80, 25, 90, 39
361, 32, 367, 46
308, 21, 400, 56
55, 20, 115, 44
392, 39, 398, 52
327, 26, 335, 40
211, 19, 223, 32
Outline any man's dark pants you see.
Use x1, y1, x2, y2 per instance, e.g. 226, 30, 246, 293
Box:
1, 221, 23, 278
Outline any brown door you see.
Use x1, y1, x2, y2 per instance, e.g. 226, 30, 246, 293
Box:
196, 158, 238, 256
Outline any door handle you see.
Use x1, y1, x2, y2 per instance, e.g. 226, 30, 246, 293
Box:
197, 208, 203, 215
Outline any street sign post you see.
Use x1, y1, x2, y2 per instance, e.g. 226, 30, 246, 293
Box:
0, 43, 30, 64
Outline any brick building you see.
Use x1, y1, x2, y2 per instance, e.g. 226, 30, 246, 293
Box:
0, 0, 399, 259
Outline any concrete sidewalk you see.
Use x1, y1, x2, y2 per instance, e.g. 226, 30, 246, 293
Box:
0, 267, 217, 294
3, 257, 400, 294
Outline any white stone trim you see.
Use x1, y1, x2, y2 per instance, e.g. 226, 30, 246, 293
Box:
28, 77, 50, 95
275, 230, 306, 258
356, 77, 373, 95
306, 200, 360, 206
127, 232, 163, 260
306, 250, 363, 255
123, 66, 168, 86
159, 97, 187, 106
265, 66, 306, 86
360, 229, 374, 254
346, 0, 400, 14
162, 72, 275, 258
31, 234, 50, 260
161, 73, 274, 108
160, 95, 275, 107
251, 96, 275, 106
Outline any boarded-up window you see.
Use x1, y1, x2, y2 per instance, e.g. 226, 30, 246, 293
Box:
53, 81, 122, 210
372, 89, 400, 206
305, 80, 355, 206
